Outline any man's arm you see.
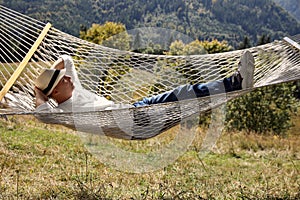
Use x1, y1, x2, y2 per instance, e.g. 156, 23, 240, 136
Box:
34, 87, 48, 107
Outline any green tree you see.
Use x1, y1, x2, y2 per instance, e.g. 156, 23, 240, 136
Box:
141, 43, 164, 55
80, 22, 130, 50
132, 31, 143, 52
182, 40, 207, 55
199, 39, 232, 54
238, 36, 252, 50
166, 39, 231, 56
226, 83, 298, 135
2, 0, 300, 46
167, 40, 186, 55
273, 0, 300, 21
257, 34, 271, 46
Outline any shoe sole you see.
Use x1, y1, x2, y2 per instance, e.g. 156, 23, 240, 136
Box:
239, 50, 255, 89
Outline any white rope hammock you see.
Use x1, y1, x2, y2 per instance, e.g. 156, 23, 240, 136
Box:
1, 5, 300, 140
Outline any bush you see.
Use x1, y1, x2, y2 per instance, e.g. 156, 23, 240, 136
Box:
225, 83, 299, 135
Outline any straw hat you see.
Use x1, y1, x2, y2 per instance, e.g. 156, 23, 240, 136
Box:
35, 68, 66, 96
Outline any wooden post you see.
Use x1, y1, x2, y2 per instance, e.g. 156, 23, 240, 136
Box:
0, 22, 52, 101
284, 37, 300, 51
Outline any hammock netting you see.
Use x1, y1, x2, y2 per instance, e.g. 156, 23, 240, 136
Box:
1, 5, 300, 140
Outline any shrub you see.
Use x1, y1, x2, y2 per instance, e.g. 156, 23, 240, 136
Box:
225, 83, 298, 135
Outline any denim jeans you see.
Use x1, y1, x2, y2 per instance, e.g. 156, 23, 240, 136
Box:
133, 76, 241, 107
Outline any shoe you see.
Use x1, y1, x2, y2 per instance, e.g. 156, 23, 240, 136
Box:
238, 50, 255, 89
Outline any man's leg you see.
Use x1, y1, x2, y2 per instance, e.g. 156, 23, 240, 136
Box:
133, 76, 240, 107
133, 51, 254, 107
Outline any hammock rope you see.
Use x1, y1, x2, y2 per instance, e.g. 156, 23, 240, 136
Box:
1, 5, 300, 140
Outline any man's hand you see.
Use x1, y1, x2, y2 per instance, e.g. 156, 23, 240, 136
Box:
34, 87, 48, 107
51, 58, 64, 70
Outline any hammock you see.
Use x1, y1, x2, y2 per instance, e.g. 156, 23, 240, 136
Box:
1, 5, 300, 140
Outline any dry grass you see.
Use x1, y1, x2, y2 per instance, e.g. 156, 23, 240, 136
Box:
0, 115, 299, 199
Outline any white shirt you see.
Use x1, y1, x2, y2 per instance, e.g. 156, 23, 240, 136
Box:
35, 55, 118, 113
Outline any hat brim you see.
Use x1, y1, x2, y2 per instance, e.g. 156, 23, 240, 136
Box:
45, 68, 66, 96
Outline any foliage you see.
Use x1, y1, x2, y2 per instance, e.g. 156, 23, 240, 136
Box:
257, 35, 272, 46
1, 0, 300, 48
238, 36, 252, 50
80, 22, 131, 50
198, 39, 232, 54
167, 40, 186, 56
226, 83, 299, 135
273, 0, 300, 21
166, 39, 231, 56
134, 43, 165, 55
182, 40, 208, 55
240, 35, 271, 49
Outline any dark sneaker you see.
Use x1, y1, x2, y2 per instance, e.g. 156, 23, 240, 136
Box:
238, 50, 255, 89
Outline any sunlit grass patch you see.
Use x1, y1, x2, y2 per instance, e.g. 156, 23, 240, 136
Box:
0, 115, 299, 199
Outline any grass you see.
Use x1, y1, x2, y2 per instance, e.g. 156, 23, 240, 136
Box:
0, 115, 299, 199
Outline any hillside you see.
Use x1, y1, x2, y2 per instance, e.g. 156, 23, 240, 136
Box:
273, 0, 300, 21
1, 0, 300, 48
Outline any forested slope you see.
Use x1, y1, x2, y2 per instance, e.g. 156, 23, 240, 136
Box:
273, 0, 300, 21
1, 0, 300, 47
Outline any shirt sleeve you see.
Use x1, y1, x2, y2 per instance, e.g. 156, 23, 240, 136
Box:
60, 55, 82, 89
35, 101, 64, 113
34, 101, 65, 123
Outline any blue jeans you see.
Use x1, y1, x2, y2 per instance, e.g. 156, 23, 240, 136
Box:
133, 76, 241, 107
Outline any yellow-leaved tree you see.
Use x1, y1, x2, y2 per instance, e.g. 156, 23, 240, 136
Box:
80, 22, 131, 51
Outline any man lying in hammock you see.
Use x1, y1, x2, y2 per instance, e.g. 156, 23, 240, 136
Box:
34, 52, 254, 113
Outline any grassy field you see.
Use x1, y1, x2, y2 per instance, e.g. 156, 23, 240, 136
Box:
0, 115, 299, 199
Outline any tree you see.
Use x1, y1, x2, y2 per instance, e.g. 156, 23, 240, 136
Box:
79, 22, 130, 50
199, 39, 232, 54
257, 34, 271, 46
166, 39, 231, 56
166, 40, 186, 55
182, 40, 207, 55
132, 31, 143, 52
238, 36, 252, 50
140, 42, 164, 55
226, 83, 298, 135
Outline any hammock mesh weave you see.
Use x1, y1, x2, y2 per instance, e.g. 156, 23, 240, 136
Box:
1, 5, 300, 140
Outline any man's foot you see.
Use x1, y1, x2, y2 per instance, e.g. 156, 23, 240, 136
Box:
238, 50, 255, 89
